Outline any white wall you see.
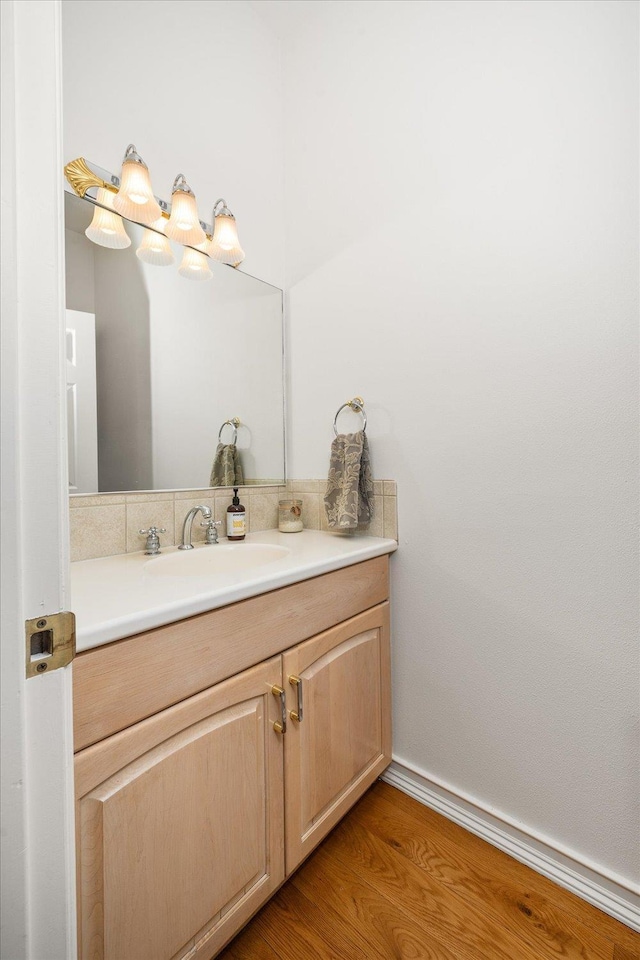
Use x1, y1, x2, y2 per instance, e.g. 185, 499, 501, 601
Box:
282, 0, 639, 889
62, 0, 284, 289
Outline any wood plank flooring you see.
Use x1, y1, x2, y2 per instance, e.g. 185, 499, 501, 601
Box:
218, 781, 640, 960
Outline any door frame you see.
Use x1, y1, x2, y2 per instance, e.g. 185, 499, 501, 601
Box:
1, 2, 77, 957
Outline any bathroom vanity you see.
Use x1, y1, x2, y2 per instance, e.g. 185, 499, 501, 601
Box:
71, 530, 396, 960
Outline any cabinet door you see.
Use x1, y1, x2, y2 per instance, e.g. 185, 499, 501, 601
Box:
75, 656, 284, 960
282, 602, 391, 873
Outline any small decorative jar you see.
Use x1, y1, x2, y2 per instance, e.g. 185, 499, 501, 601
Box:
278, 498, 303, 533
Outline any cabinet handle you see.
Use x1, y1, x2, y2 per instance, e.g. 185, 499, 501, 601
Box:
271, 685, 287, 734
288, 675, 303, 722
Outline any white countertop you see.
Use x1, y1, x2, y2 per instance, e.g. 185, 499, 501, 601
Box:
72, 529, 397, 652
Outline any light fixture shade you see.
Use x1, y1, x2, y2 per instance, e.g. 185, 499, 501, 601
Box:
136, 229, 175, 266
85, 188, 131, 249
194, 235, 213, 256
113, 145, 162, 226
165, 176, 206, 247
178, 247, 212, 281
148, 215, 168, 234
209, 206, 245, 265
95, 187, 116, 210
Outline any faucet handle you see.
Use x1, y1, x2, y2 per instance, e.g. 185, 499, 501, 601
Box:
200, 519, 221, 544
139, 527, 167, 556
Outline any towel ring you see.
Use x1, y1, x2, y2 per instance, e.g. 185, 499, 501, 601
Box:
333, 397, 367, 437
218, 417, 241, 444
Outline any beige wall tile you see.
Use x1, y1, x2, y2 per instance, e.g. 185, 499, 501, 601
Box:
127, 500, 176, 553
174, 488, 216, 500
290, 479, 321, 493
319, 498, 331, 531
70, 494, 126, 508
383, 496, 398, 541
249, 493, 279, 532
69, 478, 397, 558
70, 504, 126, 561
298, 492, 321, 530
175, 485, 281, 501
213, 491, 232, 523
358, 495, 383, 537
125, 492, 174, 504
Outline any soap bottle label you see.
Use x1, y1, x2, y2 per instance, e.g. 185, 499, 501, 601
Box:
227, 512, 246, 538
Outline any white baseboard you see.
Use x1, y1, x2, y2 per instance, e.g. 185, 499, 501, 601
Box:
381, 759, 640, 933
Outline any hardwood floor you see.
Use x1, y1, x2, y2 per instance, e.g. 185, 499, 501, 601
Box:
219, 781, 640, 960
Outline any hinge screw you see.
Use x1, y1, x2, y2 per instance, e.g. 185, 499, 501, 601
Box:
37, 619, 46, 628
36, 663, 47, 672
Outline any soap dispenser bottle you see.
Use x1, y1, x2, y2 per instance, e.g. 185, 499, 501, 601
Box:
227, 487, 246, 541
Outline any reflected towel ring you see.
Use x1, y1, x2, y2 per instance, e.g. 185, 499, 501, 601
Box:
333, 397, 367, 437
218, 417, 241, 444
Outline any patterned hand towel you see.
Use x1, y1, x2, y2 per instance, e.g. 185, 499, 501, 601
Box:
324, 430, 373, 529
209, 443, 244, 487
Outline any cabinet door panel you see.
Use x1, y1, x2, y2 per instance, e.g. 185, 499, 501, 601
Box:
283, 603, 391, 873
76, 657, 284, 960
301, 630, 382, 820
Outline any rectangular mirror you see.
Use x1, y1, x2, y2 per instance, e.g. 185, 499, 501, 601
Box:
64, 190, 285, 494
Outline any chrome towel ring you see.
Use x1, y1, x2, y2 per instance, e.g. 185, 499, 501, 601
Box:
218, 417, 241, 444
333, 397, 367, 437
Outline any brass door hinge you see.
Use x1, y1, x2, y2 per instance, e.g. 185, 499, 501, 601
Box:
25, 612, 76, 678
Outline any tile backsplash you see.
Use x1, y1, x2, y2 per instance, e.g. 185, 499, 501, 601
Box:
70, 480, 398, 562
287, 480, 397, 541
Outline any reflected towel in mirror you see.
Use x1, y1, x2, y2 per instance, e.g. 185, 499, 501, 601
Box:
209, 443, 244, 487
324, 430, 373, 529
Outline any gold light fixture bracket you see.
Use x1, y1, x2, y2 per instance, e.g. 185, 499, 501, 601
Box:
64, 157, 113, 198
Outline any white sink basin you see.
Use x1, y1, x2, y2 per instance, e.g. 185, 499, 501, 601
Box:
144, 543, 291, 579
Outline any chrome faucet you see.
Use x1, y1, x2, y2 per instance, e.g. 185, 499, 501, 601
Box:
179, 505, 212, 550
201, 518, 222, 544
139, 526, 167, 555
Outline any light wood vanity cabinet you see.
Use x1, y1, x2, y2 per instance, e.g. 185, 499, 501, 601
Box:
73, 556, 391, 960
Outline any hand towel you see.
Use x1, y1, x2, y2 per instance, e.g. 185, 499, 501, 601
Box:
324, 430, 373, 530
209, 443, 244, 487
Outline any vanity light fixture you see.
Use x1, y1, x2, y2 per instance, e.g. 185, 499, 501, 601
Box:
64, 155, 246, 273
177, 246, 213, 281
165, 175, 206, 247
113, 144, 162, 226
85, 187, 131, 249
209, 199, 245, 266
136, 228, 175, 266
